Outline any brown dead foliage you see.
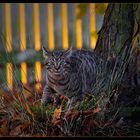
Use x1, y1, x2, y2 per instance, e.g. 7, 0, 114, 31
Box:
47, 104, 101, 136
0, 87, 133, 136
0, 87, 106, 136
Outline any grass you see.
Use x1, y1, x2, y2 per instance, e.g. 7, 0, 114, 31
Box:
0, 83, 140, 136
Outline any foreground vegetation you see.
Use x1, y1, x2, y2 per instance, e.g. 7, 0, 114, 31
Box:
0, 84, 140, 137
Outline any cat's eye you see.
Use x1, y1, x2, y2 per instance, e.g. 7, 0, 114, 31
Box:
52, 58, 55, 61
44, 61, 50, 66
47, 63, 51, 66
63, 62, 67, 65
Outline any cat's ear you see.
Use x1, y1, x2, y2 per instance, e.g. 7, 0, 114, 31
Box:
63, 47, 72, 58
42, 46, 51, 58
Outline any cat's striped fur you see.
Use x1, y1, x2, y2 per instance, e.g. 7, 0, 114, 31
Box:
41, 47, 105, 105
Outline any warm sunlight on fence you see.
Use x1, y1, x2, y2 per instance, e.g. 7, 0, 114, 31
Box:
35, 61, 41, 91
33, 3, 41, 51
89, 4, 96, 49
4, 3, 12, 52
19, 3, 27, 85
4, 4, 13, 90
61, 3, 69, 50
47, 3, 55, 51
1, 3, 106, 90
75, 4, 82, 49
33, 3, 42, 90
6, 63, 13, 90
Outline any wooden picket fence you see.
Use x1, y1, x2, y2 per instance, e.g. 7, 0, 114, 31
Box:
1, 3, 107, 91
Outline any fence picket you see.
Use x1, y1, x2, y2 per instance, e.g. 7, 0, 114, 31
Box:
47, 3, 54, 51
1, 3, 103, 90
61, 3, 69, 50
4, 3, 13, 90
33, 3, 41, 90
19, 3, 27, 85
75, 3, 82, 49
89, 4, 96, 49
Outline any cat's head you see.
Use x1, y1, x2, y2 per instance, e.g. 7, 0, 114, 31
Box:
42, 46, 72, 75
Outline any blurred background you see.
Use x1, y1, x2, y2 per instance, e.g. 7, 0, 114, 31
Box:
0, 3, 107, 91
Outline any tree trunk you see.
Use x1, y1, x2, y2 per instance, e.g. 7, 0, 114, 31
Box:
95, 3, 134, 59
94, 3, 140, 109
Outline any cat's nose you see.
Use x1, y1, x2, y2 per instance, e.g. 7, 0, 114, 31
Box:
55, 66, 60, 70
54, 64, 59, 70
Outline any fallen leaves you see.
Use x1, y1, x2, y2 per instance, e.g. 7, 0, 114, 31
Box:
0, 87, 134, 136
0, 87, 38, 136
0, 119, 9, 136
0, 86, 118, 137
9, 120, 31, 136
51, 106, 62, 126
9, 125, 22, 136
0, 110, 32, 136
48, 104, 101, 136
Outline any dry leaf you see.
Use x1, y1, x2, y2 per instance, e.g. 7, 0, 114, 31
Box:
93, 104, 101, 113
65, 110, 80, 121
0, 127, 8, 136
10, 125, 22, 136
51, 106, 62, 125
83, 104, 101, 116
65, 104, 101, 120
0, 119, 8, 136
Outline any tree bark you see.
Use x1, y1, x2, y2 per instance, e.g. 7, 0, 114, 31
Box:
95, 4, 134, 59
94, 3, 140, 108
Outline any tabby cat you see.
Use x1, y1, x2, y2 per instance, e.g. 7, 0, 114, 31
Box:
41, 47, 105, 106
